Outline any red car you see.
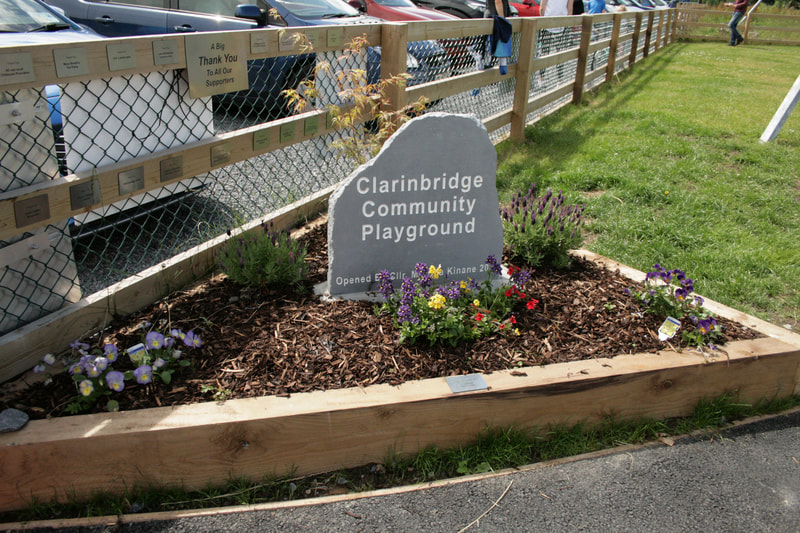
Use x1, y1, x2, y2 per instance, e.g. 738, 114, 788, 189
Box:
348, 0, 461, 20
511, 0, 541, 16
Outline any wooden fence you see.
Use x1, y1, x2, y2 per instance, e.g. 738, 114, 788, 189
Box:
0, 10, 678, 382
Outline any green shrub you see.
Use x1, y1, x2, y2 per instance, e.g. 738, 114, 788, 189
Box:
501, 184, 585, 269
217, 222, 308, 290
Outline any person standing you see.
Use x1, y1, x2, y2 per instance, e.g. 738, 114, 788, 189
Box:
486, 0, 511, 17
725, 0, 748, 46
538, 0, 574, 81
588, 0, 606, 14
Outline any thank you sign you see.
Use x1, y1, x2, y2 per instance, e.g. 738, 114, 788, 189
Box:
184, 33, 248, 99
327, 113, 503, 296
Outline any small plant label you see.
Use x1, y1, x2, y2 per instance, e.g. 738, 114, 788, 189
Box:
658, 316, 681, 341
327, 113, 504, 297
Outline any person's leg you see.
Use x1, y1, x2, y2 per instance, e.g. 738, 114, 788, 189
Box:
728, 11, 744, 45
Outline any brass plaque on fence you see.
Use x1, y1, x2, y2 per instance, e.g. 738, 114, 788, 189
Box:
53, 47, 89, 78
14, 194, 50, 228
280, 123, 295, 143
160, 156, 183, 182
253, 129, 270, 151
210, 143, 231, 167
251, 32, 269, 55
327, 28, 344, 49
107, 43, 137, 72
184, 33, 248, 99
118, 167, 145, 195
69, 179, 101, 210
304, 116, 318, 137
153, 40, 179, 66
0, 52, 35, 85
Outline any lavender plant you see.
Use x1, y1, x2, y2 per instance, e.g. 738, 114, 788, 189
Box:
375, 256, 538, 347
632, 264, 721, 347
217, 221, 308, 290
501, 184, 585, 269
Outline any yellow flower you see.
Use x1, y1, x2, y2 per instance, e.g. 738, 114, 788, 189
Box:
514, 328, 520, 336
473, 299, 481, 307
429, 264, 443, 279
428, 294, 446, 310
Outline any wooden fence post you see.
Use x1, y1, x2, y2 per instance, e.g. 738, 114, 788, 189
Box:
629, 12, 643, 66
668, 9, 677, 44
606, 14, 622, 84
380, 22, 408, 115
654, 10, 665, 51
510, 17, 539, 142
572, 15, 594, 105
643, 11, 654, 57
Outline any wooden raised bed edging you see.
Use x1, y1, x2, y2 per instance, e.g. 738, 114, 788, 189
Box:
1, 255, 799, 512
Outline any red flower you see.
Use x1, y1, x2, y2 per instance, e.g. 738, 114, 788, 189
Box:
499, 324, 506, 330
505, 288, 513, 297
517, 292, 527, 300
526, 299, 539, 310
475, 313, 484, 322
507, 265, 519, 276
510, 316, 517, 324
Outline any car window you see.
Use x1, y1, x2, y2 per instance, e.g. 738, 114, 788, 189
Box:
1, 0, 67, 32
271, 0, 359, 18
177, 0, 268, 16
108, 0, 167, 7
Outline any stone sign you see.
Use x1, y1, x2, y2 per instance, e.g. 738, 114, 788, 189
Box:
327, 113, 503, 297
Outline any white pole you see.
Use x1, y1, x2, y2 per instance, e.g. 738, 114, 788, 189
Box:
741, 0, 762, 24
760, 74, 800, 143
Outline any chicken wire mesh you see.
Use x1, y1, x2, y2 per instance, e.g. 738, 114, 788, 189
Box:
0, 17, 664, 335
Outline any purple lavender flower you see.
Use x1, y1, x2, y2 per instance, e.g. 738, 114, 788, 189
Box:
105, 371, 125, 392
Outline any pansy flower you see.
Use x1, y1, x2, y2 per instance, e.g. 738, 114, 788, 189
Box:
79, 379, 94, 397
146, 331, 165, 350
105, 371, 125, 392
183, 331, 202, 348
103, 344, 119, 363
133, 365, 153, 385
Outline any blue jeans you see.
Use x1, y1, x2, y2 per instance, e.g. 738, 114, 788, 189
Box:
729, 11, 744, 44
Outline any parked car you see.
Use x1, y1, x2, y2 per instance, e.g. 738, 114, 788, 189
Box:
410, 0, 517, 18
348, 0, 460, 21
46, 0, 450, 117
0, 0, 101, 182
605, 0, 645, 11
510, 0, 540, 17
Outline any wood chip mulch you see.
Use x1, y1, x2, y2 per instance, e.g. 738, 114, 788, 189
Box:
1, 220, 762, 420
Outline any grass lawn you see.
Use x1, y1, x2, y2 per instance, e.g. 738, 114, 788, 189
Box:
496, 42, 800, 328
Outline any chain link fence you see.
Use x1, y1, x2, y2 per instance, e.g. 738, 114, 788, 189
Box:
1, 12, 669, 336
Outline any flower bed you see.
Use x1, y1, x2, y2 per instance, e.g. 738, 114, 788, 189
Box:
1, 217, 799, 513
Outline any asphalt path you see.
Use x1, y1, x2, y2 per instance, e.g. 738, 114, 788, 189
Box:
9, 408, 800, 533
